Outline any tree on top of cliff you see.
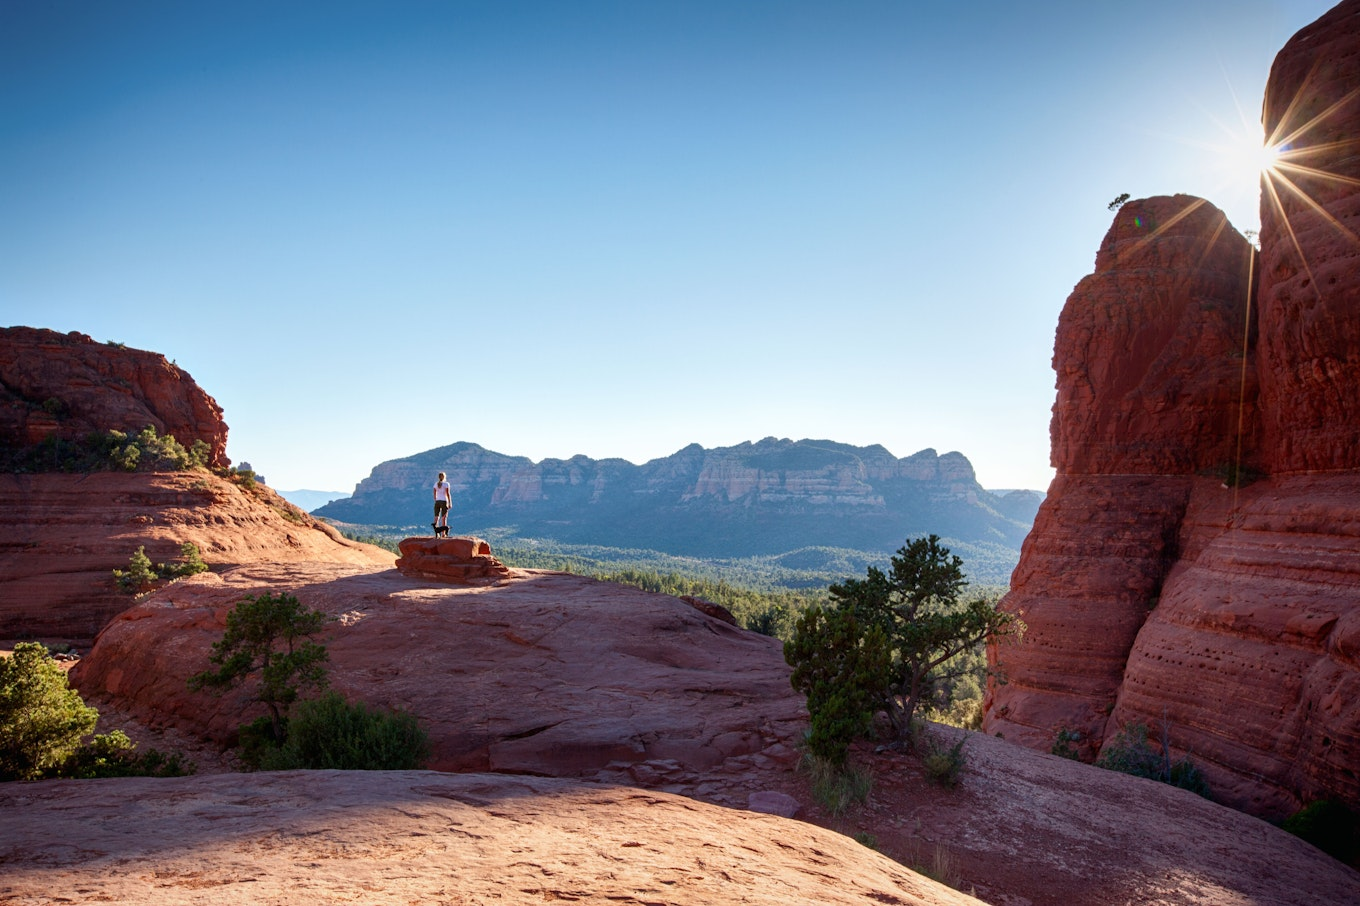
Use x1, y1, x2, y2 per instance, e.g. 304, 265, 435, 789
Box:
785, 535, 1022, 762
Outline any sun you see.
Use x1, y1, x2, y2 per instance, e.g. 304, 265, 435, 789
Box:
1253, 141, 1283, 176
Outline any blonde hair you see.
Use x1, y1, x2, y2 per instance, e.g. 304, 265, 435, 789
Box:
437, 472, 446, 480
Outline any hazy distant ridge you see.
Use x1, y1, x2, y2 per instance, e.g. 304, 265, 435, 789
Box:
317, 438, 1042, 566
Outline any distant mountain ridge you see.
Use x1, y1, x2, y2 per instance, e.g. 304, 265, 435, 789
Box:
317, 438, 1042, 574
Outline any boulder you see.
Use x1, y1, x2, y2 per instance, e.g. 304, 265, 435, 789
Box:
394, 535, 511, 582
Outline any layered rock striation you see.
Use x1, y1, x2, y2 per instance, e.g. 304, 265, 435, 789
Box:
986, 0, 1360, 819
0, 472, 393, 638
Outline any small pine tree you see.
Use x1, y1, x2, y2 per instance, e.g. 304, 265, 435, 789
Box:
113, 546, 159, 593
188, 592, 330, 745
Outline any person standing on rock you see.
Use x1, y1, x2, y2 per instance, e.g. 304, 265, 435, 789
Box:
432, 472, 452, 537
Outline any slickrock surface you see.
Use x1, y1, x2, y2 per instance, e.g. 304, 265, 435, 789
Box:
395, 535, 512, 582
987, 0, 1360, 820
0, 472, 393, 638
0, 326, 228, 466
0, 770, 983, 906
71, 564, 806, 780
65, 562, 1360, 906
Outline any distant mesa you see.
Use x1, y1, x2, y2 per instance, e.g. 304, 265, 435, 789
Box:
316, 437, 1041, 582
986, 0, 1360, 823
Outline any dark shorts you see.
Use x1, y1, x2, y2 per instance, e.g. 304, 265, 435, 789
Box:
434, 501, 450, 517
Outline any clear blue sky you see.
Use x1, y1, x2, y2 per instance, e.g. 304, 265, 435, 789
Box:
0, 1, 1332, 493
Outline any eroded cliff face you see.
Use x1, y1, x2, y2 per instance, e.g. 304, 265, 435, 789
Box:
1257, 0, 1360, 474
0, 327, 392, 638
0, 327, 229, 467
986, 0, 1360, 820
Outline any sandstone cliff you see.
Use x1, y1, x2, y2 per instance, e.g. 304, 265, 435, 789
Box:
0, 327, 393, 638
986, 0, 1360, 821
317, 437, 1032, 579
0, 327, 228, 467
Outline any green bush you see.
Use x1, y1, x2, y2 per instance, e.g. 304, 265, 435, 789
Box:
57, 729, 193, 779
785, 604, 889, 765
1051, 726, 1083, 760
114, 542, 209, 593
188, 592, 330, 745
784, 535, 1020, 764
257, 692, 430, 771
920, 732, 968, 788
1096, 720, 1209, 797
1282, 800, 1360, 865
0, 642, 98, 780
113, 546, 159, 593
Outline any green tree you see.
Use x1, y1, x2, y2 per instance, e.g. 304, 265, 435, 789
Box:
188, 592, 330, 744
785, 535, 1021, 761
0, 642, 98, 780
785, 605, 890, 765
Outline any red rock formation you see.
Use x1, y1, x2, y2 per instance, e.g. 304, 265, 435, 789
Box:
71, 563, 807, 781
0, 327, 228, 466
987, 1, 1360, 821
1257, 0, 1360, 473
395, 536, 512, 582
0, 471, 393, 638
1051, 195, 1257, 476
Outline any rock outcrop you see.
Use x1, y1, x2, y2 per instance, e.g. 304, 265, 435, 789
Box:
315, 438, 1033, 581
71, 563, 806, 781
0, 770, 985, 906
0, 472, 394, 638
986, 0, 1360, 820
0, 327, 228, 467
395, 536, 512, 582
1257, 0, 1360, 474
0, 326, 392, 638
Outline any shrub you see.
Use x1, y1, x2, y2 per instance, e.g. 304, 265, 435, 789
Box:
920, 731, 968, 788
802, 752, 872, 816
1096, 720, 1210, 797
113, 542, 209, 594
784, 535, 1021, 763
1051, 726, 1083, 760
57, 729, 193, 779
1283, 800, 1360, 865
785, 605, 889, 765
258, 692, 430, 771
0, 643, 98, 780
113, 546, 159, 593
